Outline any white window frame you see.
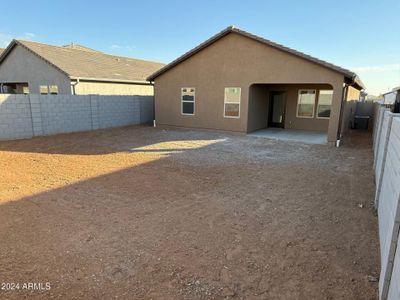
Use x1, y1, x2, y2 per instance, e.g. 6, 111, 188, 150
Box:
296, 89, 316, 119
49, 85, 59, 95
223, 87, 241, 119
40, 85, 49, 95
316, 90, 333, 119
181, 87, 195, 116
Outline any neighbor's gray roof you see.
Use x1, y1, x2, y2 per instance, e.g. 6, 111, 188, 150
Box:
392, 85, 400, 91
148, 26, 364, 89
0, 40, 165, 83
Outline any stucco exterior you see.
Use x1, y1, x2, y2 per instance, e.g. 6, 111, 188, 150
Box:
346, 86, 361, 101
73, 81, 154, 96
153, 32, 347, 143
0, 45, 71, 94
0, 42, 160, 96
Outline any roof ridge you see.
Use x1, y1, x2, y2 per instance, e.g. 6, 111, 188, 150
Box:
62, 43, 102, 53
97, 51, 165, 65
1, 39, 165, 82
15, 40, 71, 76
17, 39, 165, 65
231, 27, 355, 75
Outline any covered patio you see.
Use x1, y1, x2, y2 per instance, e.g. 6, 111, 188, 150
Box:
248, 128, 327, 144
247, 83, 334, 144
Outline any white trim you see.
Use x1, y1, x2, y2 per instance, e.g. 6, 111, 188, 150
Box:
223, 87, 241, 118
316, 115, 331, 120
316, 90, 333, 119
181, 87, 195, 116
296, 89, 316, 119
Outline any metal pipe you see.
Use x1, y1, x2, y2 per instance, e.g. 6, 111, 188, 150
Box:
70, 78, 80, 95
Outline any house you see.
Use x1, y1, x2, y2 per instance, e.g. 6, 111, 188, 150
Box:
0, 40, 164, 95
383, 86, 400, 113
148, 26, 364, 145
0, 48, 4, 55
383, 86, 400, 104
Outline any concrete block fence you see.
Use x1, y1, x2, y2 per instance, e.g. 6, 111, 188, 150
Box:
0, 94, 154, 141
373, 105, 400, 300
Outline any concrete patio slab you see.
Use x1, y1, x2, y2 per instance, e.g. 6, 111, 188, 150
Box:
248, 128, 327, 144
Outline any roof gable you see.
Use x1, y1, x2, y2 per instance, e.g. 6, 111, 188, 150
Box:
0, 40, 165, 83
148, 26, 363, 89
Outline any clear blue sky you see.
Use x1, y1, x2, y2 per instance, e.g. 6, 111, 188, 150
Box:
1, 0, 399, 95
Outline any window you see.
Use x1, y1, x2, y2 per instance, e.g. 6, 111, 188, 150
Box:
40, 85, 49, 95
224, 87, 241, 118
317, 90, 333, 119
181, 88, 195, 115
296, 89, 316, 118
21, 85, 29, 94
49, 85, 59, 95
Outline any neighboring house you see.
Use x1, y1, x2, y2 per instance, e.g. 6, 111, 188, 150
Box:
0, 48, 4, 56
360, 91, 368, 102
148, 26, 364, 145
383, 87, 400, 105
0, 40, 164, 95
383, 86, 400, 113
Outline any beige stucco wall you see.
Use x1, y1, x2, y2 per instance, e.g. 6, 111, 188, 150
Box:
73, 81, 154, 96
0, 45, 71, 94
247, 85, 269, 132
248, 84, 332, 132
154, 32, 346, 142
346, 86, 361, 101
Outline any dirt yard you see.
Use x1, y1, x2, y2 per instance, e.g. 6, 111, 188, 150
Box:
0, 126, 379, 299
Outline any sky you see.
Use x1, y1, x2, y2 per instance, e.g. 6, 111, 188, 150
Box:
0, 0, 399, 95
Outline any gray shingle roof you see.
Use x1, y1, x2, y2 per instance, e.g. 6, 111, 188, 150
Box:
1, 40, 165, 83
62, 43, 102, 53
148, 26, 364, 89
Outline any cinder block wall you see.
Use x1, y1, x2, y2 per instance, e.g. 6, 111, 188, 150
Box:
139, 96, 155, 124
97, 96, 141, 129
0, 94, 33, 140
39, 95, 93, 135
0, 94, 154, 141
373, 107, 400, 300
388, 231, 400, 299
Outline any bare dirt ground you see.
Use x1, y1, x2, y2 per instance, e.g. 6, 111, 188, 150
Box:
0, 126, 379, 299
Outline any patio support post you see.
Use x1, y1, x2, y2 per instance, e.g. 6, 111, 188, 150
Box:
327, 79, 345, 145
